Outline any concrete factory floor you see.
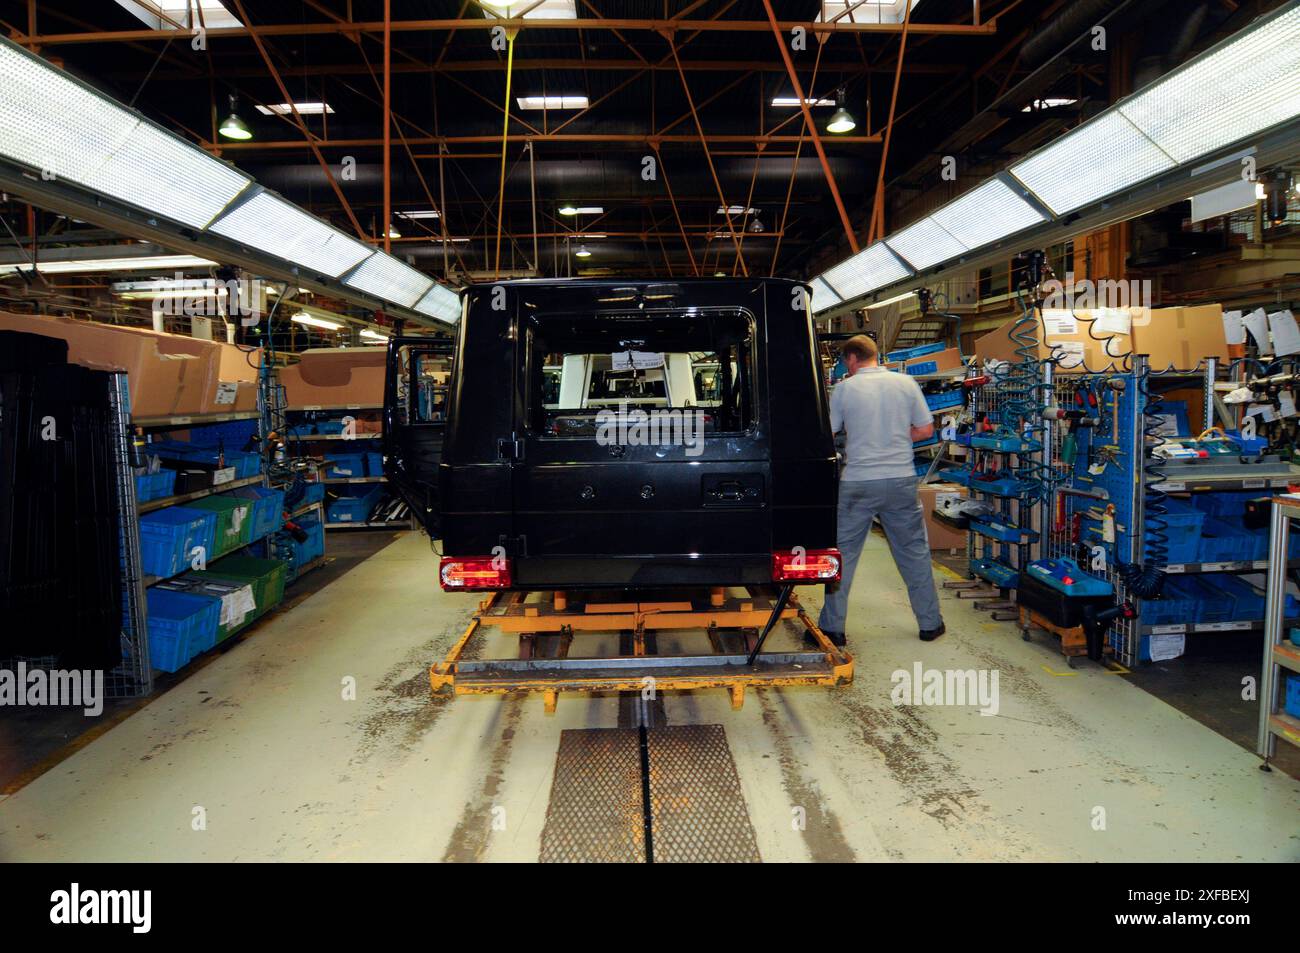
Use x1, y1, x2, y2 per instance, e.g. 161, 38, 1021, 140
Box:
1, 532, 1297, 862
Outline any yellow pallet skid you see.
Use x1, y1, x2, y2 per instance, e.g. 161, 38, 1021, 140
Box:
430, 587, 854, 713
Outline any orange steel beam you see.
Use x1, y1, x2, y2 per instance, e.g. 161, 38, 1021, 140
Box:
771, 38, 826, 276
225, 0, 367, 241
670, 43, 748, 276
494, 31, 517, 279
217, 132, 880, 151
22, 20, 999, 45
760, 0, 858, 255
116, 59, 966, 79
868, 0, 914, 244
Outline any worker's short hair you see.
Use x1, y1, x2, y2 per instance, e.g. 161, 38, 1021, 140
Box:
841, 334, 878, 363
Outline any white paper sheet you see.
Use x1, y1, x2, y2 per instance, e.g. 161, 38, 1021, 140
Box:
1244, 308, 1271, 353
1268, 309, 1300, 357
1222, 309, 1247, 346
1148, 632, 1186, 662
1091, 307, 1132, 336
611, 350, 664, 370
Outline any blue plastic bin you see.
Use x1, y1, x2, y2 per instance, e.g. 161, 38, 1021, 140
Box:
325, 453, 367, 479
906, 360, 938, 376
1138, 577, 1201, 626
186, 419, 258, 449
144, 588, 221, 672
134, 469, 176, 503
230, 485, 286, 540
139, 507, 218, 578
886, 342, 945, 363
327, 486, 384, 523
1287, 674, 1300, 717
299, 481, 325, 505
365, 452, 384, 476
293, 512, 325, 566
1198, 518, 1267, 563
1152, 498, 1206, 564
925, 390, 964, 412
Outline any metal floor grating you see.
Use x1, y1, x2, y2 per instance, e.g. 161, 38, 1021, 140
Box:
540, 724, 760, 863
645, 725, 761, 863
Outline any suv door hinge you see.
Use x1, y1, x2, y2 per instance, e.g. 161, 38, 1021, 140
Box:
497, 436, 525, 461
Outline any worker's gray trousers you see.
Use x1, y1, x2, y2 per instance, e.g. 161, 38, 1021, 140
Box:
819, 476, 944, 635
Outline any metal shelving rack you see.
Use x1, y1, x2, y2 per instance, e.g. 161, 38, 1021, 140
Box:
1259, 497, 1300, 765
282, 405, 414, 531
109, 373, 153, 697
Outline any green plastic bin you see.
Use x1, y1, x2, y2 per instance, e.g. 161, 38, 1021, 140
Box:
190, 556, 287, 640
184, 494, 255, 558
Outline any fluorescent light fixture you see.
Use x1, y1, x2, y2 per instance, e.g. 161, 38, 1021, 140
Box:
770, 97, 835, 107
1118, 6, 1300, 164
1021, 97, 1077, 112
254, 102, 334, 116
397, 209, 441, 220
414, 283, 462, 324
115, 0, 242, 31
819, 242, 912, 303
359, 328, 390, 342
1010, 110, 1176, 216
292, 312, 342, 331
930, 178, 1045, 250
1012, 5, 1300, 215
0, 39, 251, 229
884, 216, 967, 271
0, 254, 215, 275
517, 95, 589, 110
866, 290, 917, 310
559, 204, 603, 215
481, 0, 577, 19
209, 190, 375, 278
717, 206, 759, 215
809, 277, 842, 314
343, 251, 434, 308
112, 277, 226, 300
817, 1, 922, 26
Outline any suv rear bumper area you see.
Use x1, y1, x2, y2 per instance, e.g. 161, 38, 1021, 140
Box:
508, 554, 774, 589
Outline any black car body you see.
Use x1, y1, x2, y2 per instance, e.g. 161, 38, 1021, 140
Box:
384, 278, 838, 590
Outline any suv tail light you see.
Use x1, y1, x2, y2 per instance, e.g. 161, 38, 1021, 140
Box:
439, 556, 512, 590
771, 548, 841, 582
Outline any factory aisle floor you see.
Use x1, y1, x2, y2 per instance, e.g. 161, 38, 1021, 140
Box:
1, 532, 1296, 862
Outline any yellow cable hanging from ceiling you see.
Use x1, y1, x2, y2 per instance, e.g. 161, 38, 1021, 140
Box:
494, 29, 518, 280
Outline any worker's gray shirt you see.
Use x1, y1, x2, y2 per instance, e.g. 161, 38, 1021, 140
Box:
830, 365, 932, 482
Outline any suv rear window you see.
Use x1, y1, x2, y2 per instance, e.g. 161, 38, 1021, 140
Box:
524, 310, 755, 437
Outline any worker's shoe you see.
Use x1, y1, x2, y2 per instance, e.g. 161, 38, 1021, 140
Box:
805, 629, 847, 648
919, 622, 946, 642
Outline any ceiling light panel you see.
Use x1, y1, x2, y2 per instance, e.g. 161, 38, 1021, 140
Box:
517, 95, 589, 110
884, 216, 966, 271
809, 277, 842, 315
209, 191, 374, 278
0, 40, 250, 229
414, 284, 462, 324
254, 102, 334, 116
344, 252, 434, 309
931, 177, 1046, 248
1009, 110, 1176, 216
90, 119, 250, 229
819, 243, 912, 303
1117, 5, 1300, 164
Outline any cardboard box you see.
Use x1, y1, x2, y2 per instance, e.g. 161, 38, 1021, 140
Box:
973, 305, 1229, 372
278, 347, 386, 409
899, 346, 964, 376
0, 312, 215, 417
206, 341, 260, 413
918, 482, 968, 552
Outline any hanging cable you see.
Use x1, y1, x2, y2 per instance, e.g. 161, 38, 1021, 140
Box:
493, 28, 518, 280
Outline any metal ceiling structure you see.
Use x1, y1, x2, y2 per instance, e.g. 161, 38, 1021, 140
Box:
0, 0, 1287, 334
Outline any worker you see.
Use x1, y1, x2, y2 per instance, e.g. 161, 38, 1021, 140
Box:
817, 335, 945, 645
